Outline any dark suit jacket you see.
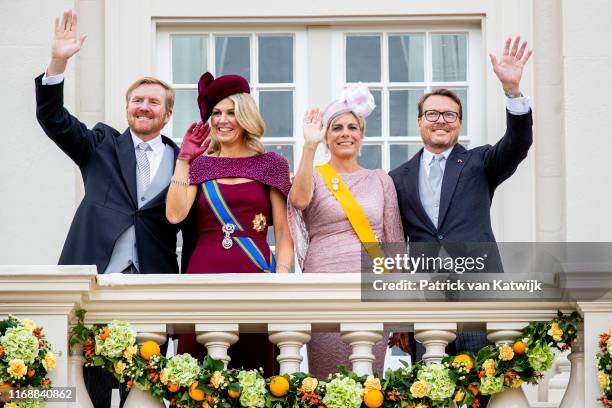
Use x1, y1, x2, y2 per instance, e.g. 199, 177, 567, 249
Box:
389, 109, 533, 245
35, 74, 196, 274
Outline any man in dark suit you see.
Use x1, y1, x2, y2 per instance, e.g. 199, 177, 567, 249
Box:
36, 10, 195, 407
389, 37, 533, 360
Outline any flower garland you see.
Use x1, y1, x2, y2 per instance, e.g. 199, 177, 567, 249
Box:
597, 326, 612, 406
0, 316, 57, 408
70, 310, 581, 408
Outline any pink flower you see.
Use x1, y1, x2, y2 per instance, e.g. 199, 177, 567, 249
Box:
341, 84, 375, 117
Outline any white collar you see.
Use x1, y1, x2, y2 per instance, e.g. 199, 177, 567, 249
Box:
422, 145, 454, 165
130, 130, 164, 153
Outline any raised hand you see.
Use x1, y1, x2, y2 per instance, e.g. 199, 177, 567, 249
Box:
47, 10, 87, 76
302, 108, 325, 147
489, 37, 532, 96
52, 10, 86, 61
178, 122, 211, 163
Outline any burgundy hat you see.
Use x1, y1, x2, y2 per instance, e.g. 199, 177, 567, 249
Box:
197, 72, 251, 122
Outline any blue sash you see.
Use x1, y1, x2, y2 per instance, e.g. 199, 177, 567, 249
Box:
201, 180, 276, 273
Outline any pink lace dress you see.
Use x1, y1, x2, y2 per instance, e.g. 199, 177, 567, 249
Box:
288, 168, 405, 378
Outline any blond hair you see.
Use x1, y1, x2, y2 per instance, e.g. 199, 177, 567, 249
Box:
207, 93, 266, 156
125, 77, 175, 112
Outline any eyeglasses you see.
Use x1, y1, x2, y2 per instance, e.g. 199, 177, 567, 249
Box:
422, 110, 460, 123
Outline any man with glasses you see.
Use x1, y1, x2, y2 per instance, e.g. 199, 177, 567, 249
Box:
388, 37, 533, 367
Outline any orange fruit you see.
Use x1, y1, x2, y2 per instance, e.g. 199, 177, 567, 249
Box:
228, 389, 241, 399
453, 354, 474, 371
99, 328, 111, 340
466, 384, 479, 395
167, 383, 180, 393
363, 389, 384, 408
139, 341, 161, 361
189, 381, 205, 401
513, 341, 527, 355
269, 376, 290, 397
27, 368, 35, 377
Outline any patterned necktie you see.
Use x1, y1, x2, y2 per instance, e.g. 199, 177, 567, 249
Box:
428, 154, 444, 191
136, 142, 152, 193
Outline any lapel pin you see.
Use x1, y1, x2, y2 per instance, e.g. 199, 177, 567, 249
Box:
457, 159, 463, 164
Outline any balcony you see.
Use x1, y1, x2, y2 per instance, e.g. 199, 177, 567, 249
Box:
1, 265, 611, 407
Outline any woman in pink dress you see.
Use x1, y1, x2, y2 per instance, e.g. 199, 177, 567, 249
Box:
288, 84, 405, 378
166, 72, 293, 375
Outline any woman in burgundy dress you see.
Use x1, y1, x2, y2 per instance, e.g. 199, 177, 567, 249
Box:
166, 72, 293, 375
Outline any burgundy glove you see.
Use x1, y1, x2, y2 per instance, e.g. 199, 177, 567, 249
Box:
178, 121, 211, 163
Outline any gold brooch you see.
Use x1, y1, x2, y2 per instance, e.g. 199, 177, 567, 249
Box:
252, 213, 267, 232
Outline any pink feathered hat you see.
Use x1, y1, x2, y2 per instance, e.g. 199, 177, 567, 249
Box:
322, 83, 376, 128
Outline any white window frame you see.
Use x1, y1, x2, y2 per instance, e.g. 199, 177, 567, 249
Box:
156, 27, 308, 168
331, 26, 483, 171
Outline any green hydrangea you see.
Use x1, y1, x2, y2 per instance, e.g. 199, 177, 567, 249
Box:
0, 326, 39, 364
238, 370, 266, 407
322, 376, 363, 408
607, 336, 612, 355
417, 363, 455, 401
95, 321, 135, 358
16, 400, 43, 408
165, 354, 200, 387
527, 342, 555, 372
480, 376, 504, 395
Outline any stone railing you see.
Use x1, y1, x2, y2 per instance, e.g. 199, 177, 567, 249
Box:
1, 266, 611, 407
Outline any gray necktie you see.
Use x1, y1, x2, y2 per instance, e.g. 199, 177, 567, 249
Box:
136, 142, 152, 192
428, 154, 444, 192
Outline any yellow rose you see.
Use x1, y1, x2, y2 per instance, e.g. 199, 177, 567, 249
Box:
498, 344, 515, 361
210, 371, 224, 388
364, 375, 382, 392
300, 377, 318, 393
22, 319, 37, 332
410, 380, 428, 398
415, 403, 429, 408
42, 352, 57, 371
4, 403, 17, 408
454, 390, 465, 402
159, 368, 169, 385
114, 360, 126, 375
598, 372, 610, 389
483, 359, 497, 377
8, 359, 27, 378
547, 322, 564, 342
123, 345, 137, 362
512, 378, 524, 389
608, 324, 612, 334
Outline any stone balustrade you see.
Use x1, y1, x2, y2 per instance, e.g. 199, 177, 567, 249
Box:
1, 266, 610, 407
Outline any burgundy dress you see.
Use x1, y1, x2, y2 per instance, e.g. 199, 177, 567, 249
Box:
177, 152, 291, 376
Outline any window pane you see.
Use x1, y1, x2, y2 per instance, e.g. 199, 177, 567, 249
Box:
388, 34, 424, 82
215, 36, 250, 81
346, 36, 381, 82
259, 91, 293, 137
432, 34, 467, 82
366, 90, 382, 137
390, 143, 423, 170
173, 90, 199, 139
389, 89, 424, 136
259, 36, 293, 83
266, 144, 294, 176
358, 144, 382, 169
172, 35, 208, 84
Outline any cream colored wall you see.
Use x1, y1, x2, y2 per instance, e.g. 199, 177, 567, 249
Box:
562, 0, 612, 241
4, 0, 607, 264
